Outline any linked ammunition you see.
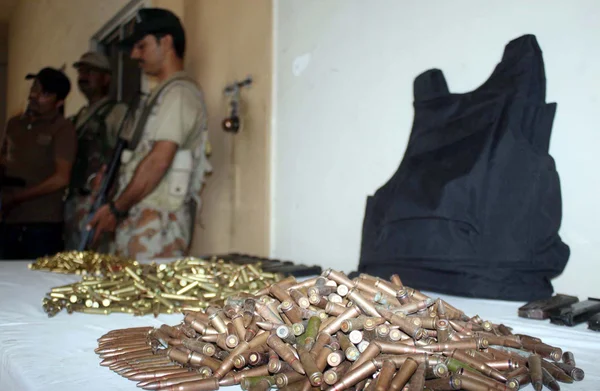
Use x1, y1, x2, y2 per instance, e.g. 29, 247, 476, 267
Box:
92, 269, 586, 391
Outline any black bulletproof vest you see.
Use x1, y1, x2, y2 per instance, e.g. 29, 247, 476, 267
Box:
356, 34, 569, 301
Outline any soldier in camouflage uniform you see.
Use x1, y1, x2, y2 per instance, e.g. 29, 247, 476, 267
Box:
86, 8, 211, 259
64, 52, 128, 251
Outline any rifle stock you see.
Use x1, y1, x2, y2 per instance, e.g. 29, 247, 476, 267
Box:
78, 138, 127, 251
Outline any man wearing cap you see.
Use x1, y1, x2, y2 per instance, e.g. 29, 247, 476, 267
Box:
0, 67, 76, 259
86, 8, 211, 259
64, 51, 128, 251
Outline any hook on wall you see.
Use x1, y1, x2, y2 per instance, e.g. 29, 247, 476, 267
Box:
222, 76, 252, 133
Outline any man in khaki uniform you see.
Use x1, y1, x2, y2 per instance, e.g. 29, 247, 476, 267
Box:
0, 67, 76, 259
86, 8, 211, 259
64, 52, 128, 250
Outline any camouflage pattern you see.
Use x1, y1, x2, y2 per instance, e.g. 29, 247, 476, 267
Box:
64, 99, 128, 251
113, 73, 210, 259
69, 99, 127, 192
64, 193, 114, 253
114, 202, 194, 259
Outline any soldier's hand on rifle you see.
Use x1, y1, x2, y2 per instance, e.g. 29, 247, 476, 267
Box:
86, 204, 117, 245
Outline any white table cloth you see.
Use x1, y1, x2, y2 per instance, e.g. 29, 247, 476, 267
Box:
0, 260, 598, 391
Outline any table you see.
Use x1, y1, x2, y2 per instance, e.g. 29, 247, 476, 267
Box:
1, 260, 598, 391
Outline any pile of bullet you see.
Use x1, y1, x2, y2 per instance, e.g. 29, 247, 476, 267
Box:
96, 269, 586, 391
42, 256, 283, 317
29, 250, 137, 276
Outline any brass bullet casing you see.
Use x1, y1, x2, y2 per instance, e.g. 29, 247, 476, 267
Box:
289, 289, 311, 309
267, 334, 305, 375
541, 367, 561, 391
321, 269, 354, 290
374, 360, 396, 391
182, 339, 216, 357
389, 274, 403, 288
376, 341, 428, 355
249, 351, 269, 367
164, 376, 220, 391
479, 334, 521, 349
270, 283, 294, 304
497, 324, 512, 336
310, 332, 332, 357
325, 301, 348, 317
527, 354, 544, 391
348, 341, 381, 372
445, 349, 507, 383
348, 330, 363, 344
281, 300, 304, 324
213, 340, 251, 379
452, 375, 492, 391
233, 352, 251, 369
525, 342, 563, 362
453, 368, 511, 391
423, 376, 462, 391
389, 357, 419, 391
324, 361, 352, 386
299, 348, 322, 386
231, 313, 247, 339
553, 362, 584, 382
327, 350, 345, 367
330, 359, 378, 391
396, 298, 435, 315
243, 299, 256, 327
189, 352, 223, 371
436, 319, 450, 343
274, 371, 306, 388
347, 288, 381, 318
375, 324, 391, 339
93, 269, 587, 391
277, 325, 297, 345
321, 305, 362, 335
396, 288, 411, 305
218, 364, 270, 386
378, 309, 425, 340
292, 322, 306, 337
137, 372, 204, 390
562, 351, 576, 367
406, 362, 425, 391
245, 316, 261, 342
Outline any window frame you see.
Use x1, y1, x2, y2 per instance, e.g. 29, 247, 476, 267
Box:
89, 0, 151, 100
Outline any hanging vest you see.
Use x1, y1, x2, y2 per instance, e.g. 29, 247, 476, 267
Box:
356, 34, 569, 301
118, 73, 212, 212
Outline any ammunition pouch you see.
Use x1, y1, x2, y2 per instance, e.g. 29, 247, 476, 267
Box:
121, 149, 193, 212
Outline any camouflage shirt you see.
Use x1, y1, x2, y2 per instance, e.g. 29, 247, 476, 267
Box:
68, 97, 128, 193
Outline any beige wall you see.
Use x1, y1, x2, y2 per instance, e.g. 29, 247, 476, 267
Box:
181, 0, 272, 256
6, 0, 272, 257
7, 0, 130, 118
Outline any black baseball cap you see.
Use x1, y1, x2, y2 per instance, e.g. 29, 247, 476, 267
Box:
25, 67, 71, 101
118, 8, 185, 49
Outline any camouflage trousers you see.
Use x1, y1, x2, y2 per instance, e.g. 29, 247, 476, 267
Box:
64, 194, 113, 253
114, 202, 194, 260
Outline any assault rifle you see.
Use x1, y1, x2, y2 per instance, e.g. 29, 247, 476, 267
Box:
78, 138, 127, 251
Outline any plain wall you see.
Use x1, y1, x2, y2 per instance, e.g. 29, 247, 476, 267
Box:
272, 0, 599, 298
7, 0, 130, 118
6, 0, 272, 257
